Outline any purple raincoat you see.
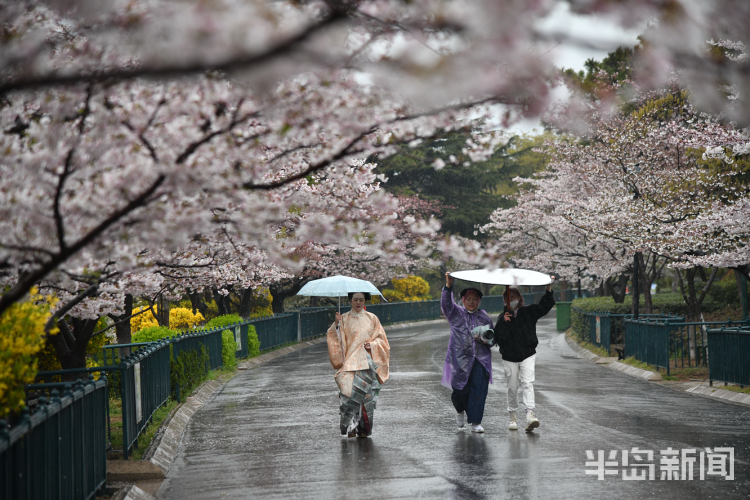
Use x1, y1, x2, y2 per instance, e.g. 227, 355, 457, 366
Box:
441, 287, 494, 390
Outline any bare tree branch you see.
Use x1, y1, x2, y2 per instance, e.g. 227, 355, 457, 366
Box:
0, 12, 346, 95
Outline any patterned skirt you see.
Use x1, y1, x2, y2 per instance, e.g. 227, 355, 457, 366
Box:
339, 354, 381, 437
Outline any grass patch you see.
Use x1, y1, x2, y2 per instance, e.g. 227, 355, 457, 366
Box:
619, 357, 710, 381
665, 365, 708, 381
107, 398, 179, 459
108, 399, 123, 452
130, 399, 179, 460
621, 356, 655, 371
207, 365, 239, 381
566, 332, 610, 357
716, 384, 750, 394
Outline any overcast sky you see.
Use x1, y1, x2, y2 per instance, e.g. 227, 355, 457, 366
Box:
507, 1, 646, 134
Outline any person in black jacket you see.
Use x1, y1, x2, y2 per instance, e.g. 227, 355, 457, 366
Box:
494, 277, 555, 432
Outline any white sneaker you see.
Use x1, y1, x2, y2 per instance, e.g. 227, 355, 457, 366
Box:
456, 411, 465, 429
525, 410, 540, 432
508, 412, 518, 430
471, 423, 485, 433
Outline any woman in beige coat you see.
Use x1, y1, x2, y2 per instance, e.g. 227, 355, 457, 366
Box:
327, 292, 390, 437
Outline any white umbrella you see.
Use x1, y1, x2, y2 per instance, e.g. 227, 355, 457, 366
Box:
450, 268, 554, 308
297, 275, 386, 313
449, 268, 553, 286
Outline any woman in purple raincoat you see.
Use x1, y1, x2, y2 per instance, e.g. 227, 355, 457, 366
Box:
441, 273, 494, 433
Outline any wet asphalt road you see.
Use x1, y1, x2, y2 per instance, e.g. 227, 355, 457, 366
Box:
158, 311, 750, 499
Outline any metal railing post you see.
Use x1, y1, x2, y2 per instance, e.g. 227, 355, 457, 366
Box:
297, 311, 302, 343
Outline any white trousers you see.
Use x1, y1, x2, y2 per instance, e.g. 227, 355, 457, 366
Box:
502, 355, 536, 412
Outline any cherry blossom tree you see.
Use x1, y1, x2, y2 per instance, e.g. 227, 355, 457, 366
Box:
3, 0, 750, 343
512, 88, 749, 319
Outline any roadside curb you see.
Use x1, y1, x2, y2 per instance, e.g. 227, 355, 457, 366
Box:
115, 485, 156, 500
564, 334, 662, 381
685, 384, 750, 407
148, 379, 224, 475
607, 359, 662, 381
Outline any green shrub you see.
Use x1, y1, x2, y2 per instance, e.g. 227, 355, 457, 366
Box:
247, 324, 260, 358
205, 314, 243, 330
170, 345, 209, 401
221, 329, 238, 370
132, 325, 178, 343
706, 275, 748, 307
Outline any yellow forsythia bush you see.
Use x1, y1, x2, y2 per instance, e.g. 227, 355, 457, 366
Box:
130, 305, 205, 332
130, 305, 159, 332
0, 290, 55, 418
170, 307, 205, 330
391, 275, 431, 302
382, 289, 405, 302
381, 276, 431, 302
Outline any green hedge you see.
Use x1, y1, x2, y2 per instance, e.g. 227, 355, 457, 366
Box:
170, 344, 209, 400
706, 276, 748, 305
246, 324, 260, 358
132, 325, 178, 342
221, 329, 238, 370
205, 314, 243, 330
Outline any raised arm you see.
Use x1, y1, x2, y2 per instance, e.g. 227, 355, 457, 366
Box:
441, 272, 462, 325
526, 276, 556, 321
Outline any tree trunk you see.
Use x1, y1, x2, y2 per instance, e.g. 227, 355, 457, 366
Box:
734, 268, 749, 319
638, 253, 653, 314
188, 290, 208, 318
677, 267, 719, 361
212, 288, 232, 316
47, 317, 99, 379
108, 294, 133, 358
270, 288, 286, 314
605, 274, 628, 303
632, 253, 640, 319
156, 295, 170, 327
238, 288, 253, 319
560, 280, 568, 302
268, 278, 308, 314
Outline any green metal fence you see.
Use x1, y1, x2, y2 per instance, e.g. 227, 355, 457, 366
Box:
248, 313, 299, 351
707, 326, 750, 387
34, 328, 224, 459
229, 323, 250, 358
623, 317, 748, 375
1, 377, 108, 500
171, 330, 223, 371
119, 340, 171, 457
299, 308, 335, 340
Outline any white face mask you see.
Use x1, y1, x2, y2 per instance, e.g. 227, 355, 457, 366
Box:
509, 299, 519, 310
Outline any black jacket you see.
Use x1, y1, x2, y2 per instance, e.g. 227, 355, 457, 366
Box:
494, 291, 555, 362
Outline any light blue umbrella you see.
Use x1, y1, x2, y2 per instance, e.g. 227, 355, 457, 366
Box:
297, 275, 386, 312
